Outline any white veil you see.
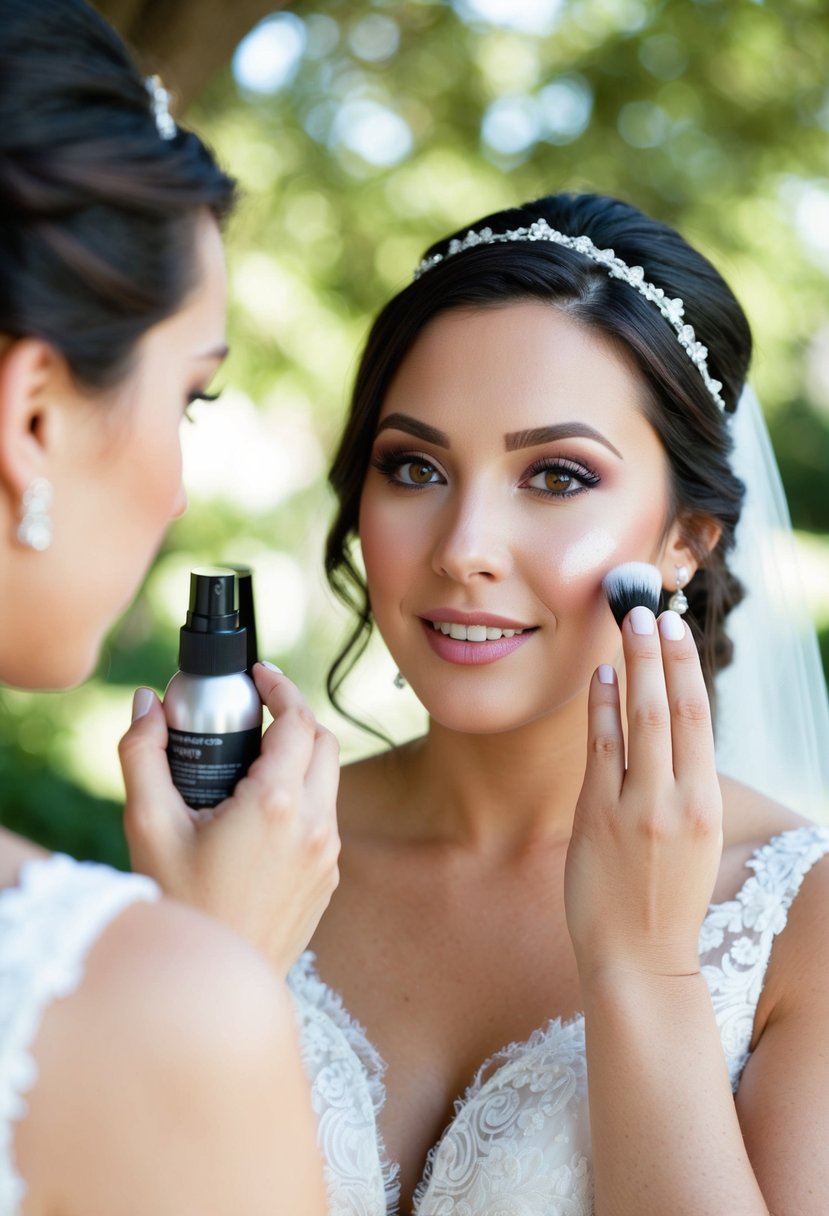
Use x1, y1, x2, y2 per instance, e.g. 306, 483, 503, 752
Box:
714, 386, 829, 820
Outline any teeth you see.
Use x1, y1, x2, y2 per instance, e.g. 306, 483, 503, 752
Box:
430, 621, 527, 642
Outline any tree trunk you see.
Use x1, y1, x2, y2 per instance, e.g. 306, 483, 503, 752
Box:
94, 0, 289, 111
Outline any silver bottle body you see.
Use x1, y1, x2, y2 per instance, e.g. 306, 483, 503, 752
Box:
164, 670, 262, 733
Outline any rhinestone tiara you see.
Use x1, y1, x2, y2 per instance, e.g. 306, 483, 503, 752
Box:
413, 218, 726, 412
145, 75, 176, 141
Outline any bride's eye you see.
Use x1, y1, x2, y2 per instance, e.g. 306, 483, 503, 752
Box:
522, 458, 600, 498
370, 449, 444, 488
400, 460, 440, 485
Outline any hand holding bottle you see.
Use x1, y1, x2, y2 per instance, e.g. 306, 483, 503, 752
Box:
120, 662, 341, 978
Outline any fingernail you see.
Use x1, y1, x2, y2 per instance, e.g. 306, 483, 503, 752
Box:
630, 605, 655, 636
259, 660, 283, 673
598, 663, 616, 685
132, 687, 154, 721
659, 610, 685, 641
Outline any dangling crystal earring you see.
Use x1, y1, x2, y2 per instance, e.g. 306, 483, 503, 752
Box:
17, 477, 53, 551
393, 670, 407, 689
667, 564, 690, 614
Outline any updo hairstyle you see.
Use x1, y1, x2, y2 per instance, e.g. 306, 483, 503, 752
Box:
0, 0, 236, 392
326, 192, 752, 716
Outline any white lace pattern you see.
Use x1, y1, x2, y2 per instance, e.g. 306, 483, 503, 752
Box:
288, 825, 829, 1216
0, 854, 158, 1216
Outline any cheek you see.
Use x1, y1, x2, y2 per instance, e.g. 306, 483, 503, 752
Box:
530, 505, 667, 623
358, 490, 410, 606
557, 527, 621, 584
135, 420, 184, 525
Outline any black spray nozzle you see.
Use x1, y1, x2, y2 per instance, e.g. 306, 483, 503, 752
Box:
185, 567, 239, 633
178, 567, 248, 676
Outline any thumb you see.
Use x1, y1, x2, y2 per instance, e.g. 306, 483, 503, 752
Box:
120, 688, 192, 874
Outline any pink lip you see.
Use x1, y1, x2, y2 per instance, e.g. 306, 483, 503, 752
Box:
421, 619, 536, 666
421, 608, 533, 630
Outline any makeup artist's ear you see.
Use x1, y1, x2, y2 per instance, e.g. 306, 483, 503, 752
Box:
0, 337, 66, 504
658, 514, 722, 589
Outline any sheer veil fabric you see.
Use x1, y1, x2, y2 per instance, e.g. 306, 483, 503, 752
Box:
714, 386, 829, 819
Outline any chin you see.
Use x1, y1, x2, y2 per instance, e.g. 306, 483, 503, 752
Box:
8, 637, 104, 692
411, 667, 593, 737
415, 687, 551, 737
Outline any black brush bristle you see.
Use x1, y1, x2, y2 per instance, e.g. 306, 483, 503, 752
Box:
602, 562, 662, 628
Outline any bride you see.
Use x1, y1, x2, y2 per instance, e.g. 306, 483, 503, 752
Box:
137, 190, 829, 1215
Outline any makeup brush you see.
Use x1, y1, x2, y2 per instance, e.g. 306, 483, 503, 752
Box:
602, 561, 662, 628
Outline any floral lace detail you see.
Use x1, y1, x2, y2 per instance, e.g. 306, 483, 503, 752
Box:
290, 825, 829, 1216
0, 854, 158, 1216
699, 824, 829, 1089
289, 952, 401, 1215
412, 1019, 591, 1216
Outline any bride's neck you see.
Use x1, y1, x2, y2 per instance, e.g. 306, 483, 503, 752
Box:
397, 700, 589, 854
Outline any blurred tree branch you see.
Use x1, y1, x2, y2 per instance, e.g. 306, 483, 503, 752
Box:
94, 0, 289, 110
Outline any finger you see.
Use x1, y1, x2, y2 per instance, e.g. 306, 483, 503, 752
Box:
120, 689, 192, 868
253, 662, 310, 721
621, 605, 673, 781
252, 662, 317, 760
234, 666, 317, 805
657, 610, 717, 783
303, 727, 341, 831
579, 664, 625, 811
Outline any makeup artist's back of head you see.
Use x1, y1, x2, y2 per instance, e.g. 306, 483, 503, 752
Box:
0, 6, 328, 1214
0, 0, 235, 689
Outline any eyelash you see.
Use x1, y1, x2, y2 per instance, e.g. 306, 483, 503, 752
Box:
521, 455, 600, 499
184, 388, 222, 423
370, 447, 601, 499
370, 447, 443, 488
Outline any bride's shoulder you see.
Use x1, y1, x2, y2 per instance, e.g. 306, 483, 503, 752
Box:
0, 827, 50, 889
714, 775, 826, 904
720, 773, 817, 846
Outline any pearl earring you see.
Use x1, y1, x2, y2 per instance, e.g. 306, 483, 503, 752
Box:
667, 564, 690, 615
17, 477, 53, 551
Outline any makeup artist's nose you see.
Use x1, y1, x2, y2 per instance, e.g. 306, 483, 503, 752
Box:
430, 491, 512, 583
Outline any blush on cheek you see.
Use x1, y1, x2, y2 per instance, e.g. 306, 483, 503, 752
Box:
558, 528, 620, 583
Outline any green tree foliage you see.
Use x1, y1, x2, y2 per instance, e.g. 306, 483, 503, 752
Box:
4, 0, 829, 863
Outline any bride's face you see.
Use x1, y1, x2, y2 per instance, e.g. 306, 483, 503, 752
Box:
358, 301, 679, 735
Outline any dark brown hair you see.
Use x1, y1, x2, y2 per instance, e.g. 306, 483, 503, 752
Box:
0, 0, 236, 391
326, 193, 751, 722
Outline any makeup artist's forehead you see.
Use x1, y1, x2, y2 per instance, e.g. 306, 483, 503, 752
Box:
378, 301, 653, 447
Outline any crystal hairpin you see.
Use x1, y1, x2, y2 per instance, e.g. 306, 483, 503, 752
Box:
413, 218, 726, 412
145, 74, 176, 141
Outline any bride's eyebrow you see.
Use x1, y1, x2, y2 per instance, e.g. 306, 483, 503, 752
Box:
505, 423, 623, 459
375, 413, 451, 448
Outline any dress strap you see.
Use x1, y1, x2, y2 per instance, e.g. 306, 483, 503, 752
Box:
0, 854, 158, 1216
701, 825, 829, 1090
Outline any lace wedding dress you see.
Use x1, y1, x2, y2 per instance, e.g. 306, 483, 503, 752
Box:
0, 854, 158, 1216
288, 825, 829, 1216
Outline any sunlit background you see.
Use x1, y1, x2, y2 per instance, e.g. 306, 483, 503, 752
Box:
3, 0, 829, 863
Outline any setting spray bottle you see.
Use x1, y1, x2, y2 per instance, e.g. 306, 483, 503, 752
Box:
164, 566, 262, 809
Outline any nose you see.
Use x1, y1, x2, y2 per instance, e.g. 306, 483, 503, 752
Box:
430, 491, 512, 583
